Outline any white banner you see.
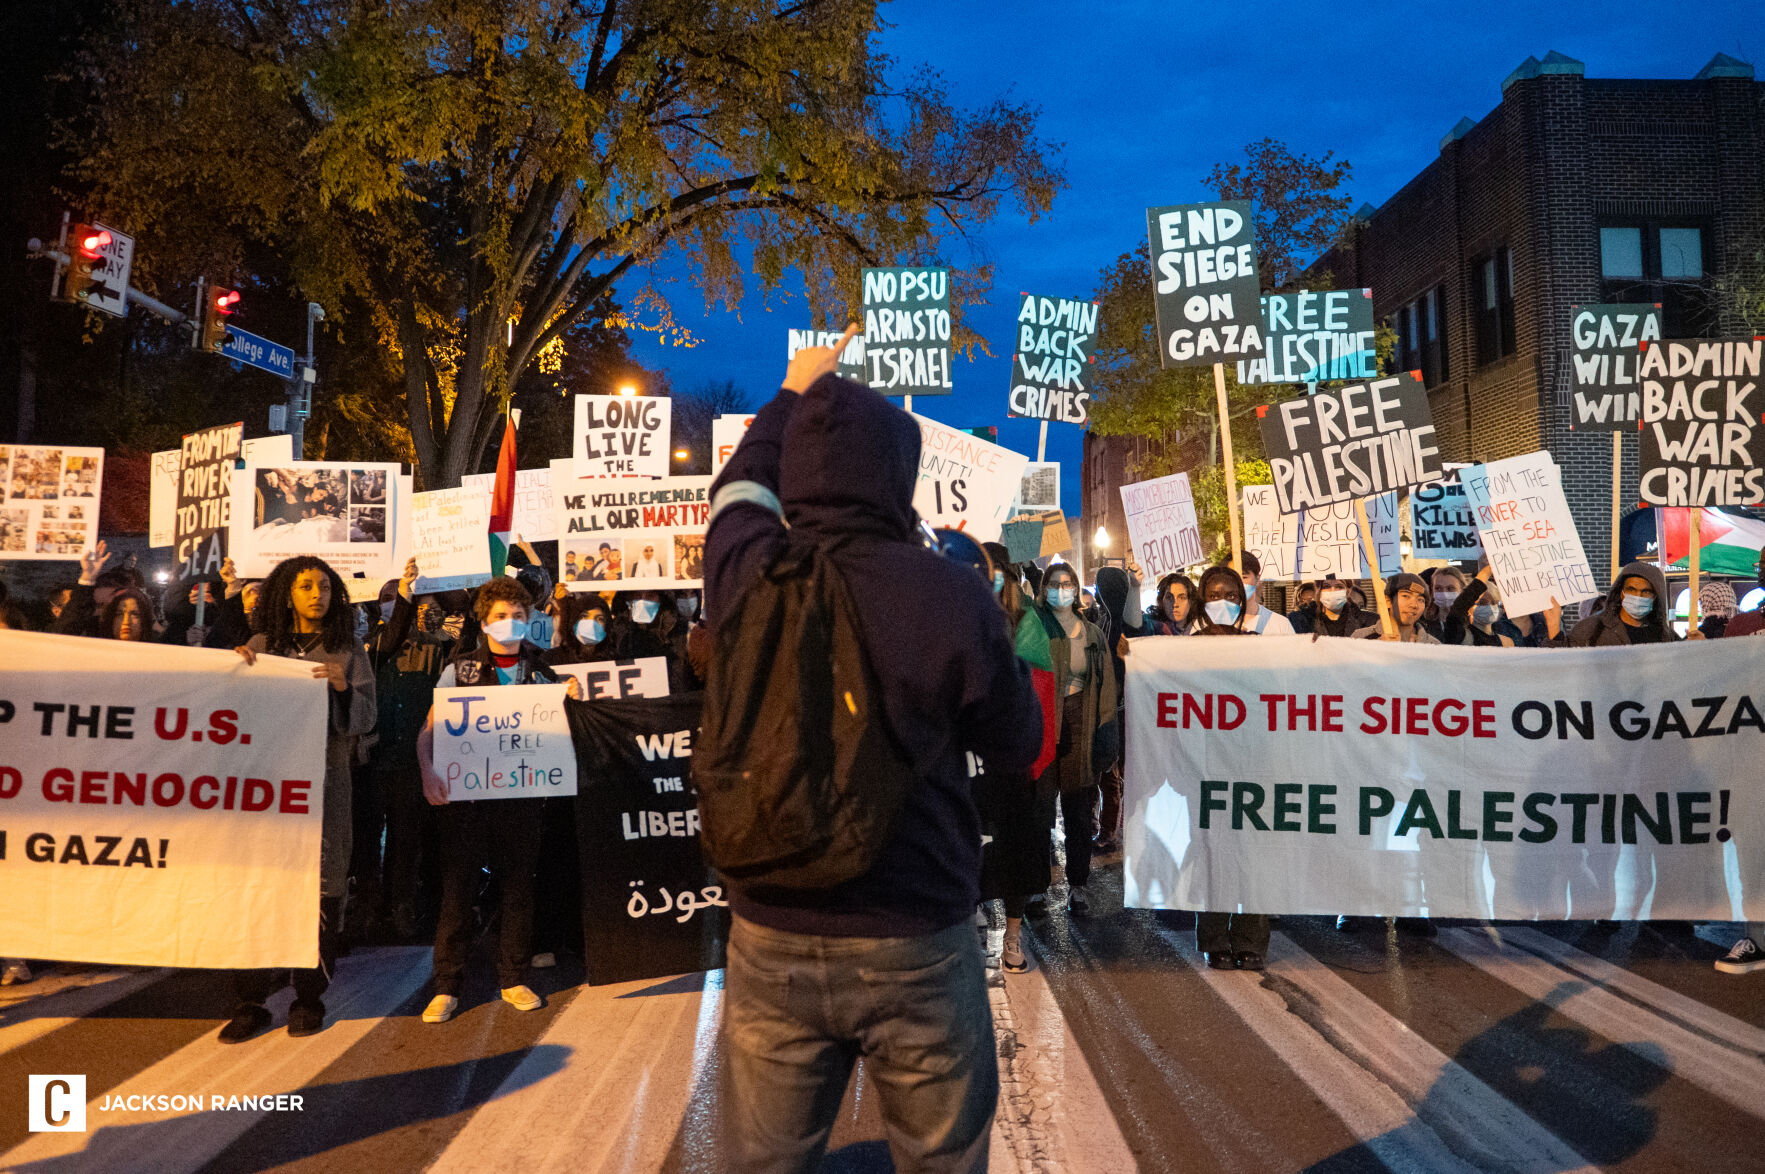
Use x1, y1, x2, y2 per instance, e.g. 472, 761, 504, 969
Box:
552, 464, 710, 592
1461, 451, 1599, 617
0, 631, 329, 968
1242, 486, 1400, 580
461, 466, 556, 543
432, 684, 576, 801
1125, 636, 1762, 921
228, 460, 401, 581
1120, 472, 1202, 577
910, 414, 1028, 542
406, 486, 492, 594
551, 658, 671, 701
574, 394, 670, 478
0, 445, 104, 561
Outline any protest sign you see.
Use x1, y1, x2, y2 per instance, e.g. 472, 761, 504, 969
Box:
1638, 337, 1765, 507
863, 267, 952, 396
431, 683, 576, 802
1241, 485, 1400, 580
149, 449, 180, 548
1257, 372, 1442, 514
461, 466, 556, 542
173, 422, 244, 580
406, 486, 492, 593
1460, 452, 1599, 617
1001, 511, 1072, 563
0, 444, 104, 561
1124, 635, 1763, 922
1008, 294, 1098, 424
228, 459, 401, 580
1235, 288, 1376, 385
787, 328, 865, 383
910, 413, 1028, 542
710, 414, 756, 476
574, 394, 671, 478
1408, 469, 1483, 560
1120, 473, 1203, 578
568, 695, 724, 985
552, 658, 671, 702
1567, 303, 1661, 430
1146, 201, 1264, 368
1016, 462, 1061, 511
553, 463, 710, 591
0, 630, 330, 968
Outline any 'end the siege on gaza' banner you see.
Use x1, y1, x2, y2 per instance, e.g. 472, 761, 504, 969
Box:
1124, 636, 1761, 922
0, 630, 330, 968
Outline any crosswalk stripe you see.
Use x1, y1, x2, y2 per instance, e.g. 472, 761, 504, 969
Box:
0, 946, 432, 1172
1436, 927, 1765, 1119
1152, 926, 1599, 1174
426, 970, 720, 1173
1494, 927, 1765, 1055
0, 967, 171, 1058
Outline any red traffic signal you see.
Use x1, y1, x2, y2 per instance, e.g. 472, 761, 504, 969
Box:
61, 223, 110, 303
199, 285, 240, 353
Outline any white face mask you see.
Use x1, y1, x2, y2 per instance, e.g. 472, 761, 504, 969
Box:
1321, 589, 1349, 613
1205, 599, 1241, 626
576, 617, 605, 644
484, 617, 530, 646
1050, 586, 1077, 609
677, 595, 699, 619
629, 599, 660, 624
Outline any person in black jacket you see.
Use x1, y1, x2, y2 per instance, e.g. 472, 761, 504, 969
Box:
706, 328, 1041, 1173
1289, 576, 1369, 638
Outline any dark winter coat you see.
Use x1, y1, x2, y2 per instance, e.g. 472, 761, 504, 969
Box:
1565, 561, 1680, 647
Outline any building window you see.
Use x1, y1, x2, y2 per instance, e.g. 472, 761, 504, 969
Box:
1390, 284, 1451, 387
1474, 248, 1516, 365
1598, 220, 1712, 336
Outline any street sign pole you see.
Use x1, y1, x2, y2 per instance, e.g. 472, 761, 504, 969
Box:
288, 301, 324, 460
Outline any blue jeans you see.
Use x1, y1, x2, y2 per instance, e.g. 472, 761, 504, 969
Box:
721, 916, 997, 1174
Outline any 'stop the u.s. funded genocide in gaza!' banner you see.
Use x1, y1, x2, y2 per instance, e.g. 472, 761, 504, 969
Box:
1146, 201, 1264, 368
1256, 372, 1443, 514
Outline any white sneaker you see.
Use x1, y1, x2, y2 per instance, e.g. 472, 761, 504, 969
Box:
531, 952, 556, 970
1001, 932, 1029, 973
1, 961, 31, 986
421, 994, 459, 1023
501, 984, 543, 1011
1715, 937, 1765, 974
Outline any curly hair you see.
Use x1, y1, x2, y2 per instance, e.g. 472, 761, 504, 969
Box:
254, 556, 354, 654
473, 575, 534, 623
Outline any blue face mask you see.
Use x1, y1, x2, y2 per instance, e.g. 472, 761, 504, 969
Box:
992, 570, 1005, 594
1621, 594, 1655, 619
629, 599, 660, 624
576, 617, 605, 645
1049, 586, 1077, 609
484, 617, 530, 646
677, 595, 699, 619
1473, 603, 1501, 626
1205, 599, 1241, 627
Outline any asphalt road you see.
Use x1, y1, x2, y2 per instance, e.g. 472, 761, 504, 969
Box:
3, 854, 1762, 1172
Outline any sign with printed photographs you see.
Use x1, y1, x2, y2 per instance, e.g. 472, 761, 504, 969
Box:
227, 460, 403, 580
552, 462, 711, 592
0, 444, 105, 561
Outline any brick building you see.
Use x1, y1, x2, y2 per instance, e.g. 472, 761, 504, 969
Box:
1310, 49, 1765, 590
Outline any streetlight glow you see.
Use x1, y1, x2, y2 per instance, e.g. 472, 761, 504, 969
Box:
673, 448, 690, 460
618, 383, 638, 397
1094, 525, 1110, 549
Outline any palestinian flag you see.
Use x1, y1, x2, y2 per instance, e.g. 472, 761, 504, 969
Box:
1657, 507, 1765, 577
488, 410, 517, 576
1014, 607, 1060, 780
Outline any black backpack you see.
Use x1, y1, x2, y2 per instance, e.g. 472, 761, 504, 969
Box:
693, 538, 913, 890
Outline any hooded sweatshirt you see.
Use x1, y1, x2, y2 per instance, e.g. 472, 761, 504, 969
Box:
706, 375, 1042, 938
1565, 560, 1680, 647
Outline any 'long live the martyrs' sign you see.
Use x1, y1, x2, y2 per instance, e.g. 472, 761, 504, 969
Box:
1125, 636, 1762, 922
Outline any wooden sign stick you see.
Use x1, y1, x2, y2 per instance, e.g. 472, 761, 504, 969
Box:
1037, 420, 1049, 463
1688, 508, 1702, 632
1213, 362, 1241, 573
1609, 432, 1623, 584
1354, 496, 1396, 637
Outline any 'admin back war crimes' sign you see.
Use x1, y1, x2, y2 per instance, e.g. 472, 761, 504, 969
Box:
1008, 294, 1099, 425
1566, 303, 1661, 430
1147, 201, 1264, 368
1257, 372, 1443, 514
862, 267, 952, 396
1638, 337, 1765, 507
1235, 289, 1376, 386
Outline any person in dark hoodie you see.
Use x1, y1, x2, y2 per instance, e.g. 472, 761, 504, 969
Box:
1290, 575, 1370, 638
1565, 560, 1685, 646
706, 328, 1041, 1173
1090, 564, 1141, 855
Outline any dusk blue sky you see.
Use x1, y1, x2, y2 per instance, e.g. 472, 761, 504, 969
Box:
625, 1, 1760, 517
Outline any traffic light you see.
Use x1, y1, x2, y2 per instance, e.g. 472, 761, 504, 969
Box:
60, 224, 111, 304
199, 286, 240, 353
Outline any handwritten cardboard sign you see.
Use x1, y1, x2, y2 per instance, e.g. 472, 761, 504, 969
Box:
1242, 485, 1400, 581
787, 329, 865, 383
1409, 469, 1483, 560
174, 422, 244, 580
574, 394, 671, 478
863, 267, 952, 396
1008, 294, 1098, 424
1235, 289, 1376, 385
407, 486, 492, 593
1637, 338, 1765, 507
1566, 303, 1660, 431
710, 414, 756, 476
1146, 200, 1264, 367
1460, 451, 1599, 617
1120, 472, 1204, 577
461, 466, 556, 542
432, 684, 576, 802
910, 414, 1027, 542
1258, 372, 1442, 513
551, 657, 671, 701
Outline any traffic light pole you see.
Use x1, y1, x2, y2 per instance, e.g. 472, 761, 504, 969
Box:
287, 301, 323, 460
